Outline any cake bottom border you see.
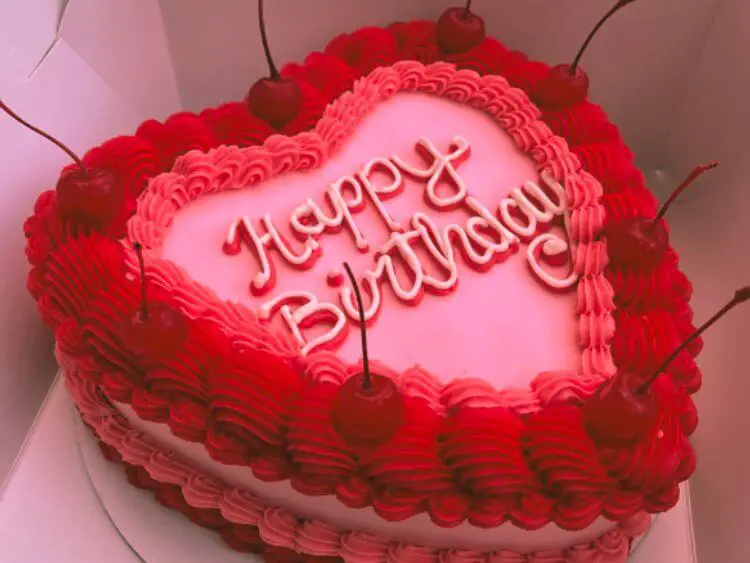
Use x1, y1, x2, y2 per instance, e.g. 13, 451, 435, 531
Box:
68, 370, 650, 563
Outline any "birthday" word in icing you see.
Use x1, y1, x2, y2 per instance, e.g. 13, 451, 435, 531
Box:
225, 136, 577, 355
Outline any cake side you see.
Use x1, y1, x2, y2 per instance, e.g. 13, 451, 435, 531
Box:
25, 20, 701, 545
112, 399, 623, 553
68, 369, 650, 561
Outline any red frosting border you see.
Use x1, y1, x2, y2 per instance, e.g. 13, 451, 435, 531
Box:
25, 21, 701, 533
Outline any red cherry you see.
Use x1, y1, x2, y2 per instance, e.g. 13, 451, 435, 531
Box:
606, 161, 718, 268
247, 78, 302, 129
605, 216, 669, 269
584, 286, 750, 445
583, 371, 658, 445
536, 0, 639, 109
247, 0, 301, 128
121, 242, 188, 358
536, 64, 590, 110
436, 1, 486, 54
332, 372, 405, 446
331, 263, 404, 447
56, 168, 123, 223
121, 302, 189, 358
0, 99, 124, 223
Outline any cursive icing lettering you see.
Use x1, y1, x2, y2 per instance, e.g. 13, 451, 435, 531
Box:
259, 292, 348, 354
224, 215, 320, 296
227, 135, 578, 355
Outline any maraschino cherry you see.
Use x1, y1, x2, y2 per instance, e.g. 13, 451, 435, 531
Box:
436, 0, 486, 54
246, 0, 302, 128
606, 161, 718, 268
584, 286, 750, 445
331, 263, 404, 447
120, 242, 189, 358
537, 0, 639, 109
0, 99, 123, 224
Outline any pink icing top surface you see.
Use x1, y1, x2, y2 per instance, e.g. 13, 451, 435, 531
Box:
127, 61, 615, 413
67, 369, 649, 562
161, 93, 577, 387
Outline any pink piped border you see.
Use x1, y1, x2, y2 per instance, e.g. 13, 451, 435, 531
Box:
125, 60, 616, 416
67, 369, 648, 562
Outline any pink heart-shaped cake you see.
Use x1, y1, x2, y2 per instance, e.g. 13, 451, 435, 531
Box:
24, 19, 701, 563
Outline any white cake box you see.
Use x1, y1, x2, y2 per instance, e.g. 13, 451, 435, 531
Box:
0, 0, 748, 561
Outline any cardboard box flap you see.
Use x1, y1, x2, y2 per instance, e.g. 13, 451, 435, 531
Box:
0, 0, 67, 90
59, 0, 180, 121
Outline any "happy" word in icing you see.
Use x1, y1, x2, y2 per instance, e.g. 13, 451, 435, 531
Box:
224, 136, 577, 355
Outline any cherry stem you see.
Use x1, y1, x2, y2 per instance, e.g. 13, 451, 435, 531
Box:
570, 0, 638, 75
343, 262, 371, 392
636, 286, 750, 394
257, 0, 280, 81
653, 161, 719, 224
464, 0, 473, 19
0, 99, 88, 177
133, 242, 149, 320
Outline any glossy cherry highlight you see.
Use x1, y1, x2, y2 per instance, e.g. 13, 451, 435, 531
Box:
120, 242, 189, 358
436, 0, 486, 55
331, 262, 404, 447
247, 0, 302, 128
583, 371, 659, 445
584, 286, 750, 445
0, 99, 123, 223
606, 161, 718, 268
537, 0, 639, 109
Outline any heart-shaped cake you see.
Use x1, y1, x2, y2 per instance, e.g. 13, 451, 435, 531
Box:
24, 16, 701, 563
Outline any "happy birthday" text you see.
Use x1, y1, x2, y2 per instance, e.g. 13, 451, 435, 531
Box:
223, 136, 577, 355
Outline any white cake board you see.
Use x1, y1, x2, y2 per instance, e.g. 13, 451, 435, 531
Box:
0, 374, 696, 562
